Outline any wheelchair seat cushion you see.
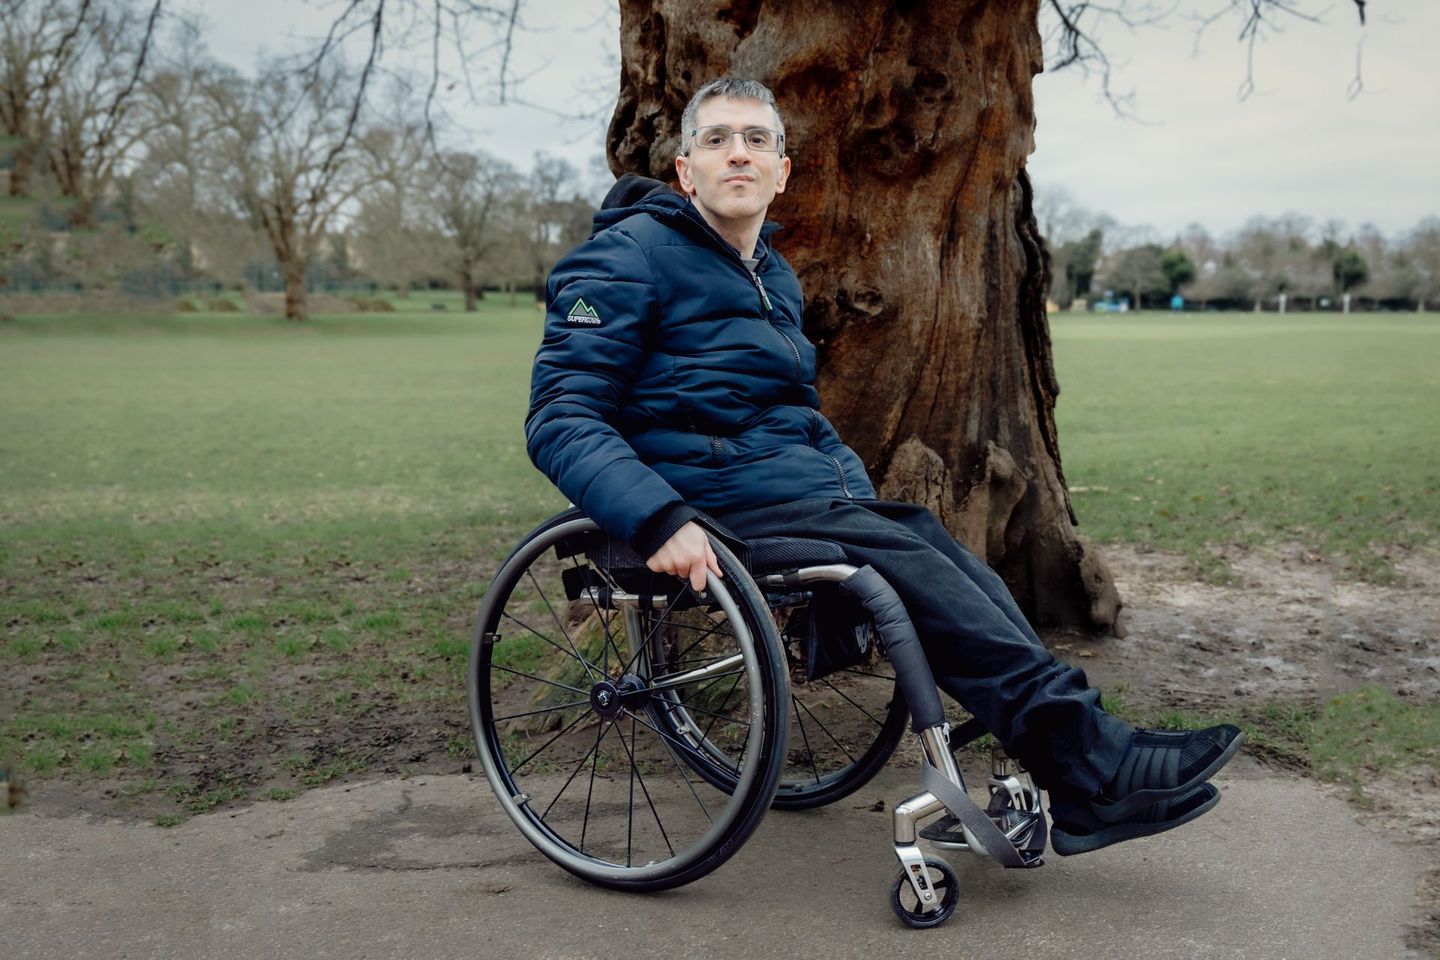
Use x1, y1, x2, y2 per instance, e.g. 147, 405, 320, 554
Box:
748, 536, 849, 572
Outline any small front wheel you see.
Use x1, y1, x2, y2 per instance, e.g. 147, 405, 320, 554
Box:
890, 857, 960, 929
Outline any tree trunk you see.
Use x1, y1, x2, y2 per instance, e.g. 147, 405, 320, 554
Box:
282, 259, 309, 322
610, 0, 1122, 634
461, 271, 478, 312
8, 141, 35, 197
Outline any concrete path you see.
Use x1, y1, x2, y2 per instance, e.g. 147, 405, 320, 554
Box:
3, 760, 1430, 960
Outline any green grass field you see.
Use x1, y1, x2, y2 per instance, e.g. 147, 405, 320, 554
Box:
1050, 312, 1439, 578
2, 301, 1436, 816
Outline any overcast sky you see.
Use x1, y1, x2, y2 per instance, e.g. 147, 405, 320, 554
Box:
186, 0, 1438, 241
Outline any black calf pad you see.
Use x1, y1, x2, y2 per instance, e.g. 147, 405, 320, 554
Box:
838, 565, 945, 732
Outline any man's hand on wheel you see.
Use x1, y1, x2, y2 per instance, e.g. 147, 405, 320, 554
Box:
646, 521, 723, 593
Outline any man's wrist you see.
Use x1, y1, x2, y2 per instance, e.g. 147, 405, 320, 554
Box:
634, 503, 702, 557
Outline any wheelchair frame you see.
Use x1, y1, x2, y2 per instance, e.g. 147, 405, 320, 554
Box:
468, 510, 1047, 927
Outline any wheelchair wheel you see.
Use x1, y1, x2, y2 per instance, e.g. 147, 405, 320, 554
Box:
650, 593, 907, 811
468, 515, 788, 892
890, 857, 960, 928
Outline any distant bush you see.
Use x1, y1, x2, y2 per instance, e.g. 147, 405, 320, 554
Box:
175, 298, 200, 313
348, 296, 395, 313
207, 298, 240, 313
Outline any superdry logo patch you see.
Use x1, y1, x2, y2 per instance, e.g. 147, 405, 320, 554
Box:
565, 297, 601, 325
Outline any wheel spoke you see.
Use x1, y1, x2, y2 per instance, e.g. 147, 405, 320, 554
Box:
625, 716, 635, 866
663, 619, 728, 671
616, 712, 675, 858
491, 664, 590, 697
511, 708, 593, 775
624, 587, 689, 678
527, 569, 601, 682
579, 719, 610, 853
499, 610, 600, 679
670, 697, 751, 727
626, 707, 714, 823
818, 677, 886, 728
541, 713, 614, 822
794, 696, 856, 764
494, 698, 591, 723
569, 555, 627, 675
840, 667, 893, 680
697, 673, 745, 743
791, 693, 823, 784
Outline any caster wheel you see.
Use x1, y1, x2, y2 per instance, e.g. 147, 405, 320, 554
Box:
890, 857, 960, 928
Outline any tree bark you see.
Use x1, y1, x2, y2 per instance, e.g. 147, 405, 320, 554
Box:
610, 0, 1121, 634
461, 270, 478, 312
8, 140, 35, 197
282, 259, 309, 322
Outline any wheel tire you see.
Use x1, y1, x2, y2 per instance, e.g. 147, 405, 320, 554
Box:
468, 516, 789, 892
890, 857, 960, 929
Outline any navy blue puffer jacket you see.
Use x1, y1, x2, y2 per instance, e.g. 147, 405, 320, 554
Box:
525, 177, 875, 555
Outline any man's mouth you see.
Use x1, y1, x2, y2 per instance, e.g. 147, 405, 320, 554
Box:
724, 175, 755, 184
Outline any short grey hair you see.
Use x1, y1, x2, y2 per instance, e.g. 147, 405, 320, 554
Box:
678, 78, 787, 156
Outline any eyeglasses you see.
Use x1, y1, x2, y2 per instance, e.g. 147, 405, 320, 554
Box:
687, 125, 785, 154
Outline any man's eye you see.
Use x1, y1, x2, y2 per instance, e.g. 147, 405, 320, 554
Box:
745, 131, 772, 147
701, 130, 728, 146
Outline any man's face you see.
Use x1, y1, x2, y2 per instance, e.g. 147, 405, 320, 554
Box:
675, 96, 791, 227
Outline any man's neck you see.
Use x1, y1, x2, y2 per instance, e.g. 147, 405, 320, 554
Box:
689, 202, 764, 260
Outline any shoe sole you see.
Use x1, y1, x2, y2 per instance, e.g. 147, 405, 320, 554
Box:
1051, 783, 1220, 856
1091, 729, 1245, 824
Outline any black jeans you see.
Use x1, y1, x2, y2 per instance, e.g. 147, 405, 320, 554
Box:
714, 498, 1133, 799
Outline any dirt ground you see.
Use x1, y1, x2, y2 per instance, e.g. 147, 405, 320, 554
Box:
1075, 542, 1440, 709
1072, 544, 1439, 841
1073, 543, 1440, 958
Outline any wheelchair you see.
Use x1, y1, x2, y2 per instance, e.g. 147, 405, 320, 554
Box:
467, 508, 1048, 928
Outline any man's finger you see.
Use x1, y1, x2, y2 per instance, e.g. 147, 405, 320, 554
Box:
689, 559, 707, 593
705, 541, 722, 579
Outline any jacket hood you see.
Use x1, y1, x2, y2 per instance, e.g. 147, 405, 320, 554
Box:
591, 173, 782, 248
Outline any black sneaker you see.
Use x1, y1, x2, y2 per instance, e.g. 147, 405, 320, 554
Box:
1051, 782, 1220, 856
1090, 724, 1244, 824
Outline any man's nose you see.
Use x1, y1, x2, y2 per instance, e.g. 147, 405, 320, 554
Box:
724, 135, 754, 161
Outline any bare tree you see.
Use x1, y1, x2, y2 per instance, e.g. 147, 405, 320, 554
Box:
0, 0, 89, 198
515, 152, 586, 295
212, 62, 375, 321
129, 27, 233, 279
350, 104, 433, 294
428, 149, 519, 311
1401, 218, 1440, 313
43, 0, 162, 226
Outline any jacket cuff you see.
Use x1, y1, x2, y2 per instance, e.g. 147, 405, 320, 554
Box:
633, 503, 702, 558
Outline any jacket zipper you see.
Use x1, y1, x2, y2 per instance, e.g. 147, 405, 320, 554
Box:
751, 271, 774, 314
674, 204, 778, 321
827, 453, 854, 498
808, 409, 853, 498
709, 435, 724, 459
775, 323, 801, 381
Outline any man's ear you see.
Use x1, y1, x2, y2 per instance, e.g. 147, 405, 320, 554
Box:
774, 155, 791, 195
675, 154, 695, 196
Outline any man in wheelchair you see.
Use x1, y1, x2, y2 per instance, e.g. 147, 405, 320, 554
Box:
524, 77, 1242, 860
